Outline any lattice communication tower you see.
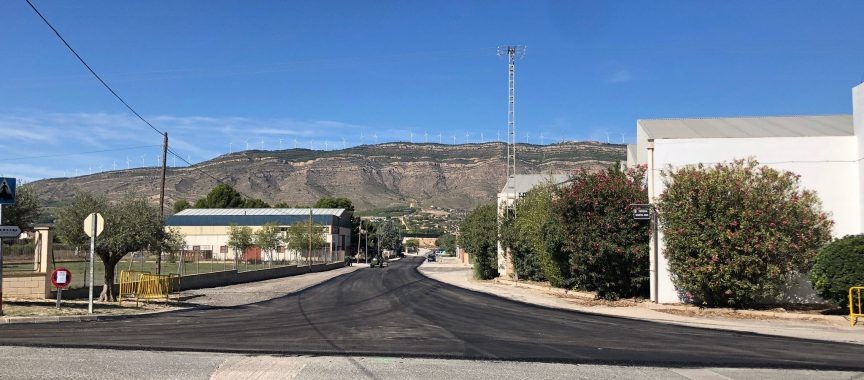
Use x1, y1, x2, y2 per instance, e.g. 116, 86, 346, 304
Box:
497, 45, 525, 178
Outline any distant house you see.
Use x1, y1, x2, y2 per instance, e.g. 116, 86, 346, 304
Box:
496, 174, 568, 279
629, 83, 864, 303
165, 208, 352, 261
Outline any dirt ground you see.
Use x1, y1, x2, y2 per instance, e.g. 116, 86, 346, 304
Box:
1, 298, 178, 317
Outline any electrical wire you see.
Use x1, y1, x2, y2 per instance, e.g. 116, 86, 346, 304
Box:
25, 0, 164, 137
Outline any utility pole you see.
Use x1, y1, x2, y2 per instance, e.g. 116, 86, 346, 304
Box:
308, 208, 312, 270
498, 45, 525, 178
157, 132, 168, 275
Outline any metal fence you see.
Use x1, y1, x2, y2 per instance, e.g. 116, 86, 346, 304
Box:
3, 240, 345, 290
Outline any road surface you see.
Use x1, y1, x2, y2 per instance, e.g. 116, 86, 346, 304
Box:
1, 257, 862, 370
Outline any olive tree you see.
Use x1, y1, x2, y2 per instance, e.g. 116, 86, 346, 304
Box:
1, 185, 43, 227
56, 192, 166, 301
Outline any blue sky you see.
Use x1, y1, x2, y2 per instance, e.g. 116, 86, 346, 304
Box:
1, 1, 863, 181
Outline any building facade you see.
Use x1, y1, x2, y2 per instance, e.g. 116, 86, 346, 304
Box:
629, 83, 864, 303
165, 208, 352, 261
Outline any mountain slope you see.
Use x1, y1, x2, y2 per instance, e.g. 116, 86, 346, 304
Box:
31, 141, 625, 211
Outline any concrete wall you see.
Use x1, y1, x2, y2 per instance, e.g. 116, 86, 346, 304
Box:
647, 135, 860, 303
3, 273, 50, 299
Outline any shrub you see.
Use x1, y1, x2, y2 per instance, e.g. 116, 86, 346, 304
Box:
500, 183, 570, 286
810, 235, 864, 307
459, 204, 498, 280
658, 159, 833, 307
554, 164, 650, 299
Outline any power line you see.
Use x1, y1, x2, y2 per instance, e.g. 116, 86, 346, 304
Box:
25, 0, 164, 137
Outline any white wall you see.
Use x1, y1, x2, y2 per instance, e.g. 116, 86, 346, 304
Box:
648, 135, 860, 303
854, 83, 864, 231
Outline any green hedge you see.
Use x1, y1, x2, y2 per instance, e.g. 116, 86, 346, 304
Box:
810, 235, 864, 307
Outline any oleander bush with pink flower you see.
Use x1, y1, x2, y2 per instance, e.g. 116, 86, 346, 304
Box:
657, 159, 833, 307
554, 163, 650, 300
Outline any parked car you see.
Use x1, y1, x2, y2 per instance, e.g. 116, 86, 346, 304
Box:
426, 253, 436, 262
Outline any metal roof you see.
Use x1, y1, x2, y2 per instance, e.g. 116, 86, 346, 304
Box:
499, 174, 569, 195
173, 208, 345, 217
638, 115, 852, 140
166, 208, 349, 228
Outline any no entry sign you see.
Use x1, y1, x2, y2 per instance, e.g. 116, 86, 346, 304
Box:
51, 268, 72, 289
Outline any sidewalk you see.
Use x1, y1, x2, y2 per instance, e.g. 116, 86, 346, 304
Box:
1, 265, 360, 323
418, 257, 864, 345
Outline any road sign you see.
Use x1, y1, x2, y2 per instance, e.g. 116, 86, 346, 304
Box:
83, 213, 104, 238
632, 205, 651, 220
0, 177, 15, 205
0, 225, 21, 238
51, 268, 72, 289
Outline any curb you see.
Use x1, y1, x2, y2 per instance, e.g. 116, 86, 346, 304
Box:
0, 307, 184, 325
637, 302, 844, 323
443, 267, 846, 324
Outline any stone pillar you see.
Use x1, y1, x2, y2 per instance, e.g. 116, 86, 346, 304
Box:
33, 226, 53, 273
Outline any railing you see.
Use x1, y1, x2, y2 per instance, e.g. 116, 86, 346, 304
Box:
118, 270, 179, 306
850, 286, 864, 327
118, 270, 150, 306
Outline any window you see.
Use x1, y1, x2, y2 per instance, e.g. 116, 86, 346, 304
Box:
220, 245, 228, 254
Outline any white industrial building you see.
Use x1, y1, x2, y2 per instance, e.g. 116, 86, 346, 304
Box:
629, 83, 864, 303
165, 208, 352, 261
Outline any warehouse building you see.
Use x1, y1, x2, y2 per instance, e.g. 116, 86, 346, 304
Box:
165, 208, 352, 261
629, 83, 864, 303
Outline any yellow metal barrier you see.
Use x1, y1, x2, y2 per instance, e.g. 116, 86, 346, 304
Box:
850, 286, 864, 327
118, 270, 150, 306
137, 273, 180, 303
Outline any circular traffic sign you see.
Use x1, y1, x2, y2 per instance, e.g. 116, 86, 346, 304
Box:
51, 268, 73, 289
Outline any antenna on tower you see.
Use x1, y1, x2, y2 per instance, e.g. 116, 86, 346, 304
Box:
409, 130, 414, 143
374, 133, 379, 144
261, 137, 265, 150
279, 138, 283, 150
438, 132, 442, 144
424, 131, 428, 143
360, 132, 365, 145
293, 138, 298, 149
342, 137, 347, 149
497, 45, 525, 178
465, 132, 470, 144
540, 132, 544, 145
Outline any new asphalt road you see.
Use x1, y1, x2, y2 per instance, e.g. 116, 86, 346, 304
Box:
1, 257, 863, 370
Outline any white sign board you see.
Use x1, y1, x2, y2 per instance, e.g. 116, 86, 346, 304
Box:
56, 271, 67, 284
0, 225, 21, 238
83, 213, 105, 238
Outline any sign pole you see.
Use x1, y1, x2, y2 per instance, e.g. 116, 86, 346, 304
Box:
88, 213, 96, 314
652, 204, 659, 304
56, 287, 62, 308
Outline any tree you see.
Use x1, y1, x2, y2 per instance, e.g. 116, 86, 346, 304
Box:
376, 219, 402, 252
285, 221, 326, 265
55, 192, 108, 253
194, 184, 245, 208
254, 222, 283, 266
1, 185, 43, 228
405, 238, 420, 253
273, 201, 292, 208
810, 235, 864, 307
554, 164, 649, 299
227, 224, 254, 266
658, 159, 833, 307
55, 193, 166, 301
459, 204, 498, 280
501, 183, 569, 285
243, 198, 270, 208
172, 199, 191, 213
158, 227, 187, 264
435, 233, 456, 256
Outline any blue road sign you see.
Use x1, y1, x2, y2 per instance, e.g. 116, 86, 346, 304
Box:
0, 178, 16, 205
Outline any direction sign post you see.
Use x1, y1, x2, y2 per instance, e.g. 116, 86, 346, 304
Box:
83, 213, 104, 314
629, 203, 658, 304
